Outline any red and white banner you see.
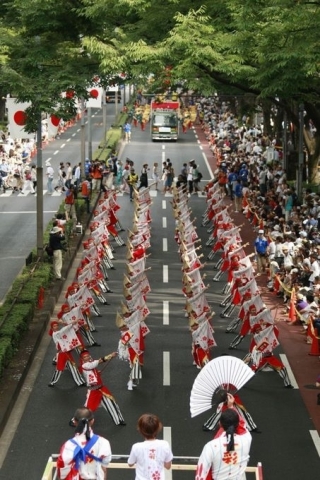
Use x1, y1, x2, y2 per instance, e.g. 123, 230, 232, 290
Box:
86, 87, 103, 108
6, 98, 35, 139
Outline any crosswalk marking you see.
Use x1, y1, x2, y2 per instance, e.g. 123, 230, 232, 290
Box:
0, 190, 64, 198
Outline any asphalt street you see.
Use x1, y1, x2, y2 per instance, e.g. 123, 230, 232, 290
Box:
0, 121, 319, 480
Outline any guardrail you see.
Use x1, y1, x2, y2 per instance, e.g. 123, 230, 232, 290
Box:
41, 455, 263, 480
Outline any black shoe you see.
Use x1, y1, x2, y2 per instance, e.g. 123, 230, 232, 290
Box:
92, 342, 101, 347
78, 382, 86, 387
285, 384, 294, 389
118, 421, 126, 426
252, 428, 262, 433
69, 419, 76, 427
52, 360, 57, 365
107, 290, 113, 293
48, 383, 54, 387
202, 426, 211, 432
103, 301, 110, 305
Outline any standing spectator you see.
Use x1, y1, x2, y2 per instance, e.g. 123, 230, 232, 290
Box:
137, 163, 149, 191
21, 165, 35, 194
55, 162, 66, 192
57, 407, 112, 480
127, 168, 138, 201
91, 161, 103, 192
254, 229, 268, 275
74, 162, 81, 191
192, 164, 201, 193
64, 185, 77, 222
49, 226, 65, 280
81, 177, 91, 214
69, 350, 126, 427
152, 162, 159, 190
30, 164, 37, 193
65, 162, 73, 189
84, 158, 92, 176
46, 160, 54, 195
196, 404, 252, 480
128, 413, 173, 479
187, 161, 194, 195
234, 178, 243, 213
163, 162, 174, 194
115, 160, 123, 190
123, 121, 132, 142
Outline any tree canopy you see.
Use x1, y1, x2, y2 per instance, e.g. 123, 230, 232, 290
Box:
1, 0, 320, 174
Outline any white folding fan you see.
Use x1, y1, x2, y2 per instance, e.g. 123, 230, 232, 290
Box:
190, 356, 255, 417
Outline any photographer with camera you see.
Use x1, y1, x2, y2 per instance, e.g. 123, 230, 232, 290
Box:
49, 226, 66, 281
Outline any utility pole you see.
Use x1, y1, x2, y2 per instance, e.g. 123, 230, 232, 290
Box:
297, 103, 304, 199
36, 113, 44, 257
102, 88, 107, 147
87, 106, 92, 162
80, 98, 86, 175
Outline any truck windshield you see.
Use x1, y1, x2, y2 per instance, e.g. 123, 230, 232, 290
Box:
153, 114, 177, 127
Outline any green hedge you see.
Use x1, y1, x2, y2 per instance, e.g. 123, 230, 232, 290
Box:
0, 337, 15, 379
0, 303, 34, 349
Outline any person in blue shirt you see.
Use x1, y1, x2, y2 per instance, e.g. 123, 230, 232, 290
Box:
234, 179, 243, 213
238, 163, 249, 183
254, 230, 268, 275
227, 169, 238, 200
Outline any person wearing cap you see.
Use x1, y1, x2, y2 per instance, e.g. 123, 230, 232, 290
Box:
254, 230, 268, 275
71, 350, 126, 427
49, 225, 66, 280
57, 407, 112, 480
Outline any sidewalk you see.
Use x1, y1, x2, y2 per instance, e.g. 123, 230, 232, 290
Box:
194, 124, 320, 434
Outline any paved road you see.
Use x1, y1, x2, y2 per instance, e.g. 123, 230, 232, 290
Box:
0, 125, 319, 480
0, 106, 117, 302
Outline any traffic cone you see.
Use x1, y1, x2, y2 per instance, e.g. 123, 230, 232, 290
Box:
309, 335, 320, 356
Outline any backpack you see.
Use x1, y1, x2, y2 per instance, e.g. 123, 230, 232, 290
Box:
57, 434, 101, 480
197, 171, 203, 180
45, 244, 53, 257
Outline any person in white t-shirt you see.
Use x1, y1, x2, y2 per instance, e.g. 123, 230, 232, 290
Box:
128, 413, 173, 480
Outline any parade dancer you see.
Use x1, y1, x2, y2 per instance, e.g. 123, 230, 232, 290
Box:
69, 350, 126, 427
48, 320, 85, 387
244, 322, 293, 388
202, 389, 260, 433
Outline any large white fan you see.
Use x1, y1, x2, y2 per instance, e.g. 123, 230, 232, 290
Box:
190, 356, 255, 417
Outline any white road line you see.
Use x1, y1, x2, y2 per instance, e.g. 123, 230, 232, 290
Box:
162, 217, 167, 228
279, 354, 299, 388
72, 133, 76, 137
163, 301, 169, 325
163, 238, 168, 251
53, 150, 59, 155
310, 430, 320, 457
202, 151, 214, 178
66, 138, 71, 142
60, 143, 65, 149
163, 427, 172, 480
46, 157, 51, 162
76, 128, 80, 132
163, 265, 168, 283
162, 200, 166, 209
163, 352, 170, 385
